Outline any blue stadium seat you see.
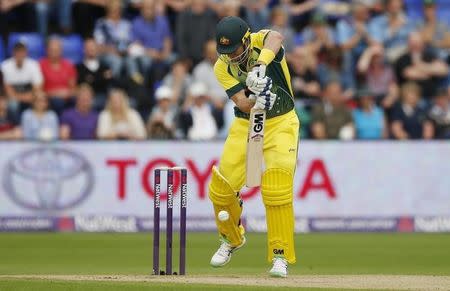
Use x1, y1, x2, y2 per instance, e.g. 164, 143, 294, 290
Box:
60, 34, 84, 64
0, 38, 4, 62
406, 0, 450, 25
7, 33, 45, 60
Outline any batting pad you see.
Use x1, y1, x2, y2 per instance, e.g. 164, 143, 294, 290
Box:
262, 168, 296, 264
208, 166, 245, 247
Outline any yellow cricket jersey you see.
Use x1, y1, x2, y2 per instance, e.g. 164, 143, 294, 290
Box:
214, 29, 295, 119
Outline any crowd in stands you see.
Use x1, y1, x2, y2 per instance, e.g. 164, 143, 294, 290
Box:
1, 0, 450, 141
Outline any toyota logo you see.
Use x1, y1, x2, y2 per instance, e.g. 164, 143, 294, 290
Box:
2, 147, 94, 210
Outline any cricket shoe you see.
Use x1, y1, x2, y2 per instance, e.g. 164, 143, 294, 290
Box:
210, 236, 246, 267
269, 256, 288, 278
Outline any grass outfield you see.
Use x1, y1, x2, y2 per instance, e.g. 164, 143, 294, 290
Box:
0, 233, 449, 290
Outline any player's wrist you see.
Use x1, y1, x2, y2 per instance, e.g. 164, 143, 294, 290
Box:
257, 48, 275, 66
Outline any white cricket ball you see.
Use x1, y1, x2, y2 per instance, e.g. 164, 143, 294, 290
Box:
218, 210, 230, 222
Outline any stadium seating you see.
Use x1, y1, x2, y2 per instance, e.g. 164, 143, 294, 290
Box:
7, 33, 45, 60
60, 34, 84, 64
406, 0, 450, 24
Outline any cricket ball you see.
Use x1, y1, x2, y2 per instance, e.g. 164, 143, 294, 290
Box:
218, 210, 230, 221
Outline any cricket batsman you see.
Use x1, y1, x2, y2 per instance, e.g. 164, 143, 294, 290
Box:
208, 16, 299, 277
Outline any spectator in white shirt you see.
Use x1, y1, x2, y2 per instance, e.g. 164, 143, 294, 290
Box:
1, 42, 43, 117
179, 82, 223, 140
146, 85, 177, 139
97, 89, 147, 140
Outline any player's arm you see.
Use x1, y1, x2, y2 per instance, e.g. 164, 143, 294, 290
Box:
214, 60, 255, 114
255, 30, 284, 67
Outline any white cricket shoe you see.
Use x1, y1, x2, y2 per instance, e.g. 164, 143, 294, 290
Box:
210, 236, 246, 267
269, 257, 288, 278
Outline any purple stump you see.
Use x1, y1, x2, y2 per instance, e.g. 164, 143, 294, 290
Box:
153, 169, 161, 275
166, 169, 174, 275
179, 169, 187, 275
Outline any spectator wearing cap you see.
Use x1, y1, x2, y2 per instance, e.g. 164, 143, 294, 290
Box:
302, 12, 335, 56
394, 32, 448, 100
39, 37, 77, 115
126, 0, 173, 85
1, 42, 43, 118
427, 88, 450, 139
352, 88, 387, 139
368, 0, 416, 62
336, 2, 374, 90
97, 89, 147, 140
357, 44, 399, 112
60, 84, 99, 140
146, 86, 177, 139
0, 94, 21, 140
176, 0, 217, 65
311, 81, 354, 140
418, 0, 450, 60
179, 82, 223, 140
192, 40, 228, 108
21, 91, 59, 141
94, 0, 131, 78
391, 82, 434, 139
77, 38, 113, 110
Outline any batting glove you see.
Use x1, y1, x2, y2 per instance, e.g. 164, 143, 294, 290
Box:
249, 91, 277, 111
246, 73, 272, 95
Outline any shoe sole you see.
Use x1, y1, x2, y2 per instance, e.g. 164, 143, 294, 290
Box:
210, 237, 246, 268
269, 271, 287, 278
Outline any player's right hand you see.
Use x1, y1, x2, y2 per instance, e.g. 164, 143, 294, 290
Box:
249, 91, 276, 111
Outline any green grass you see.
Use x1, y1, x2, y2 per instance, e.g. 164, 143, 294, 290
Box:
0, 233, 449, 290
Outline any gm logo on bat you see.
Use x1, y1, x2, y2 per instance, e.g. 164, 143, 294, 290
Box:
253, 113, 264, 133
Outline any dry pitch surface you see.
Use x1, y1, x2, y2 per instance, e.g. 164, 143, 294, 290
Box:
2, 275, 450, 290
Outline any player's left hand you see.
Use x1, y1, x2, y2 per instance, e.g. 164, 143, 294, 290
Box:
246, 73, 272, 95
249, 91, 276, 111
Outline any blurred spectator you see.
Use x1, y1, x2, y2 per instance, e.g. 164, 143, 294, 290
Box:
179, 82, 223, 140
192, 40, 227, 107
1, 42, 43, 117
368, 0, 415, 62
336, 2, 374, 90
391, 82, 434, 139
317, 48, 351, 94
269, 6, 294, 54
77, 38, 113, 109
97, 89, 146, 140
73, 0, 106, 38
428, 88, 450, 139
126, 0, 173, 85
418, 0, 450, 60
311, 81, 354, 140
0, 95, 21, 140
352, 88, 386, 139
244, 0, 270, 31
215, 0, 241, 18
283, 0, 320, 32
357, 44, 399, 110
146, 86, 177, 139
394, 32, 448, 100
35, 0, 72, 36
60, 84, 98, 140
289, 47, 320, 101
21, 91, 59, 141
0, 0, 35, 38
176, 0, 216, 65
39, 37, 77, 115
94, 0, 131, 78
302, 12, 335, 56
162, 59, 192, 104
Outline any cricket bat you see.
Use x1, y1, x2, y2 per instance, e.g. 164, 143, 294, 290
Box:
246, 107, 266, 187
